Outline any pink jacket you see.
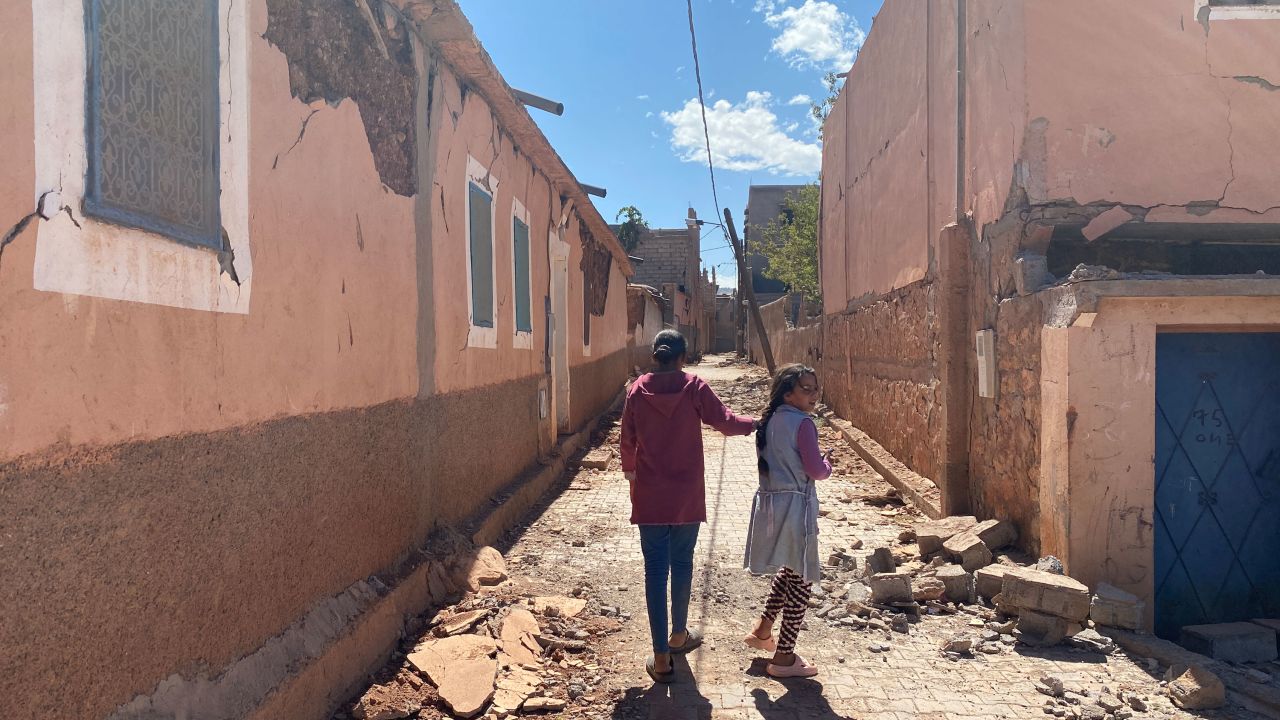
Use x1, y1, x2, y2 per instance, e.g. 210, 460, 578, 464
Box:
620, 371, 756, 524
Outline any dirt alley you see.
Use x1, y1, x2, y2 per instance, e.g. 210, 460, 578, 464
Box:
337, 356, 1268, 720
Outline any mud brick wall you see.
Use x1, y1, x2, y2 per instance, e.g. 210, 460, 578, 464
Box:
821, 280, 943, 481
569, 348, 629, 431
969, 294, 1044, 552
751, 296, 822, 369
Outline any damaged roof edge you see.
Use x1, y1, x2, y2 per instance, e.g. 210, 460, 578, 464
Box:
398, 0, 634, 277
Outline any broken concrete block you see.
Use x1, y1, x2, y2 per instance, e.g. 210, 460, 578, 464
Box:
579, 448, 613, 470
462, 546, 509, 592
436, 608, 491, 637
1001, 568, 1090, 621
972, 519, 1017, 551
523, 697, 567, 712
975, 565, 1011, 599
940, 635, 972, 654
914, 515, 977, 555
1089, 582, 1144, 631
936, 564, 974, 604
943, 532, 992, 572
1014, 253, 1053, 296
868, 572, 913, 604
1252, 618, 1280, 655
1167, 665, 1225, 710
912, 577, 946, 602
532, 596, 587, 618
1016, 609, 1072, 647
499, 608, 543, 666
868, 547, 896, 574
1180, 622, 1278, 663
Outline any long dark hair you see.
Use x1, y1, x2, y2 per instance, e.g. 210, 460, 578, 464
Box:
756, 364, 816, 474
652, 329, 687, 369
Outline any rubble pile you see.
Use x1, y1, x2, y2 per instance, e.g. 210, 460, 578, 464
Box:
338, 545, 625, 720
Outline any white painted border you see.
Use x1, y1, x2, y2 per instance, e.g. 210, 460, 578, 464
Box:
1194, 0, 1280, 20
510, 196, 533, 350
464, 155, 499, 349
31, 0, 252, 313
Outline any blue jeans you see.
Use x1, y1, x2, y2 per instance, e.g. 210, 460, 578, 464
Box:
638, 523, 701, 654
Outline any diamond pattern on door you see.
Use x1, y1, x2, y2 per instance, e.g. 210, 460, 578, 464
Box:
1154, 333, 1280, 640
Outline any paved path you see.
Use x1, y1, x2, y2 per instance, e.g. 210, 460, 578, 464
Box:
498, 359, 1261, 720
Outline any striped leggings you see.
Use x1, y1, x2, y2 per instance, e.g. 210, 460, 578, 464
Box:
760, 566, 810, 654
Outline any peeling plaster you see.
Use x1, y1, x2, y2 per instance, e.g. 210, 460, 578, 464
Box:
1234, 74, 1280, 92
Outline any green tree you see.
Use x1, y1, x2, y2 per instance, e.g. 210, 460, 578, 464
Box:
757, 183, 820, 303
614, 205, 648, 253
810, 72, 844, 139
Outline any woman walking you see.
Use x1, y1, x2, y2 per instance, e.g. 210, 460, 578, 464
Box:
620, 330, 757, 683
743, 364, 832, 678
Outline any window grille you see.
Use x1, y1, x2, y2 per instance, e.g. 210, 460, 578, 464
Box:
85, 0, 222, 249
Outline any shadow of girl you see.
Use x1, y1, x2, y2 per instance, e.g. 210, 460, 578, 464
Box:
610, 655, 714, 720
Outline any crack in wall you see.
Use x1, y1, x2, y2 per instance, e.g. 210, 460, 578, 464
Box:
272, 108, 321, 169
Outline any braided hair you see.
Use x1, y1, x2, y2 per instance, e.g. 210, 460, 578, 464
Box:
756, 363, 816, 474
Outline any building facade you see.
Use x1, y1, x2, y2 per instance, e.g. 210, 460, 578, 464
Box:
0, 0, 633, 716
820, 0, 1280, 638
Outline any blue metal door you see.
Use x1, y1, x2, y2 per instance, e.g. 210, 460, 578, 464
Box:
1155, 333, 1280, 639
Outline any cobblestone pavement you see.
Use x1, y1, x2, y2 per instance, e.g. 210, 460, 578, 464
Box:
495, 359, 1264, 720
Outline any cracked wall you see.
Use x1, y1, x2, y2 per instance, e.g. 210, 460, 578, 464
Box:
264, 0, 418, 196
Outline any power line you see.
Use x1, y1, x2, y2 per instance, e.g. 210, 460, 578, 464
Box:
685, 0, 727, 243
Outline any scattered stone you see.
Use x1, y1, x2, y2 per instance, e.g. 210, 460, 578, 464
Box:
461, 546, 509, 592
351, 684, 422, 720
936, 564, 974, 604
1166, 665, 1226, 710
898, 529, 917, 543
1078, 706, 1105, 720
1001, 569, 1091, 621
869, 642, 892, 652
869, 573, 913, 604
972, 519, 1017, 551
1036, 676, 1065, 698
500, 608, 543, 666
1097, 695, 1124, 713
869, 547, 896, 574
571, 539, 587, 547
408, 636, 498, 719
1017, 609, 1073, 647
943, 532, 993, 572
492, 666, 541, 715
523, 697, 567, 712
579, 448, 613, 470
890, 614, 910, 634
1180, 621, 1278, 663
975, 565, 1013, 600
940, 635, 973, 654
1036, 555, 1065, 575
1068, 628, 1116, 654
532, 596, 588, 618
912, 577, 946, 602
1089, 582, 1144, 631
437, 609, 492, 637
915, 515, 978, 555
1126, 695, 1148, 712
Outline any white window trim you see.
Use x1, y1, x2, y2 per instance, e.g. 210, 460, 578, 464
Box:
31, 0, 252, 314
1195, 0, 1280, 20
510, 197, 533, 350
465, 155, 499, 349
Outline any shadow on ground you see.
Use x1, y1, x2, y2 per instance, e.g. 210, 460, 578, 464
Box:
611, 656, 714, 720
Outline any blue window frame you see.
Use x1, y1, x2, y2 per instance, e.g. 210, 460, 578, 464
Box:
468, 182, 495, 328
84, 0, 223, 250
513, 217, 532, 333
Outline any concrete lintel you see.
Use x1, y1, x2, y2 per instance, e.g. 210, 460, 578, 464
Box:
1040, 276, 1280, 327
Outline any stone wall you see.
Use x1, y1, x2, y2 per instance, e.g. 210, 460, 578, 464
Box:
821, 280, 943, 482
968, 294, 1045, 552
750, 296, 822, 370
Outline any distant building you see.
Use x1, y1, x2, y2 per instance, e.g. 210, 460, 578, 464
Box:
744, 184, 806, 306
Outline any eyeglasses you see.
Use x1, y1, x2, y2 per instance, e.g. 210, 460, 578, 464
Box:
797, 383, 821, 394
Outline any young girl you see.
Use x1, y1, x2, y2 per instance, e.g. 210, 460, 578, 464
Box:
620, 330, 756, 684
743, 364, 831, 678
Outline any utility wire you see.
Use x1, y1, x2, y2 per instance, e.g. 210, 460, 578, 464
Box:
686, 0, 727, 244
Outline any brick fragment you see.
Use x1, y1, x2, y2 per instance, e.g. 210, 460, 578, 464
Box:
869, 572, 913, 604
1089, 582, 1143, 630
1001, 568, 1090, 621
914, 515, 977, 555
943, 532, 992, 572
936, 564, 974, 604
868, 547, 895, 574
972, 519, 1017, 550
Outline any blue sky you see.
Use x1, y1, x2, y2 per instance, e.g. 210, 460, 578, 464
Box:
459, 0, 882, 289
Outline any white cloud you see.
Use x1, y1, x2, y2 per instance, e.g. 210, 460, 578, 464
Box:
636, 94, 650, 100
787, 93, 812, 106
660, 91, 820, 177
760, 0, 866, 71
645, 111, 654, 118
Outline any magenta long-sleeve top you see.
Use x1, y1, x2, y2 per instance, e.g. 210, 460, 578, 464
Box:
620, 371, 756, 524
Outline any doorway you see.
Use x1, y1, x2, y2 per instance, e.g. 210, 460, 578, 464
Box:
549, 231, 571, 434
1154, 332, 1280, 639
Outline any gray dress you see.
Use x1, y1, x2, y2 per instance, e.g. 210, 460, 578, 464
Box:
743, 405, 821, 584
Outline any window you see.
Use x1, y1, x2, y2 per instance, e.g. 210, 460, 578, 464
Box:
85, 0, 222, 249
465, 156, 498, 348
512, 199, 533, 348
1198, 0, 1280, 17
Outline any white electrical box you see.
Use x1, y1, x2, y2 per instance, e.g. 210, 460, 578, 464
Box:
976, 329, 996, 399
538, 388, 548, 419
